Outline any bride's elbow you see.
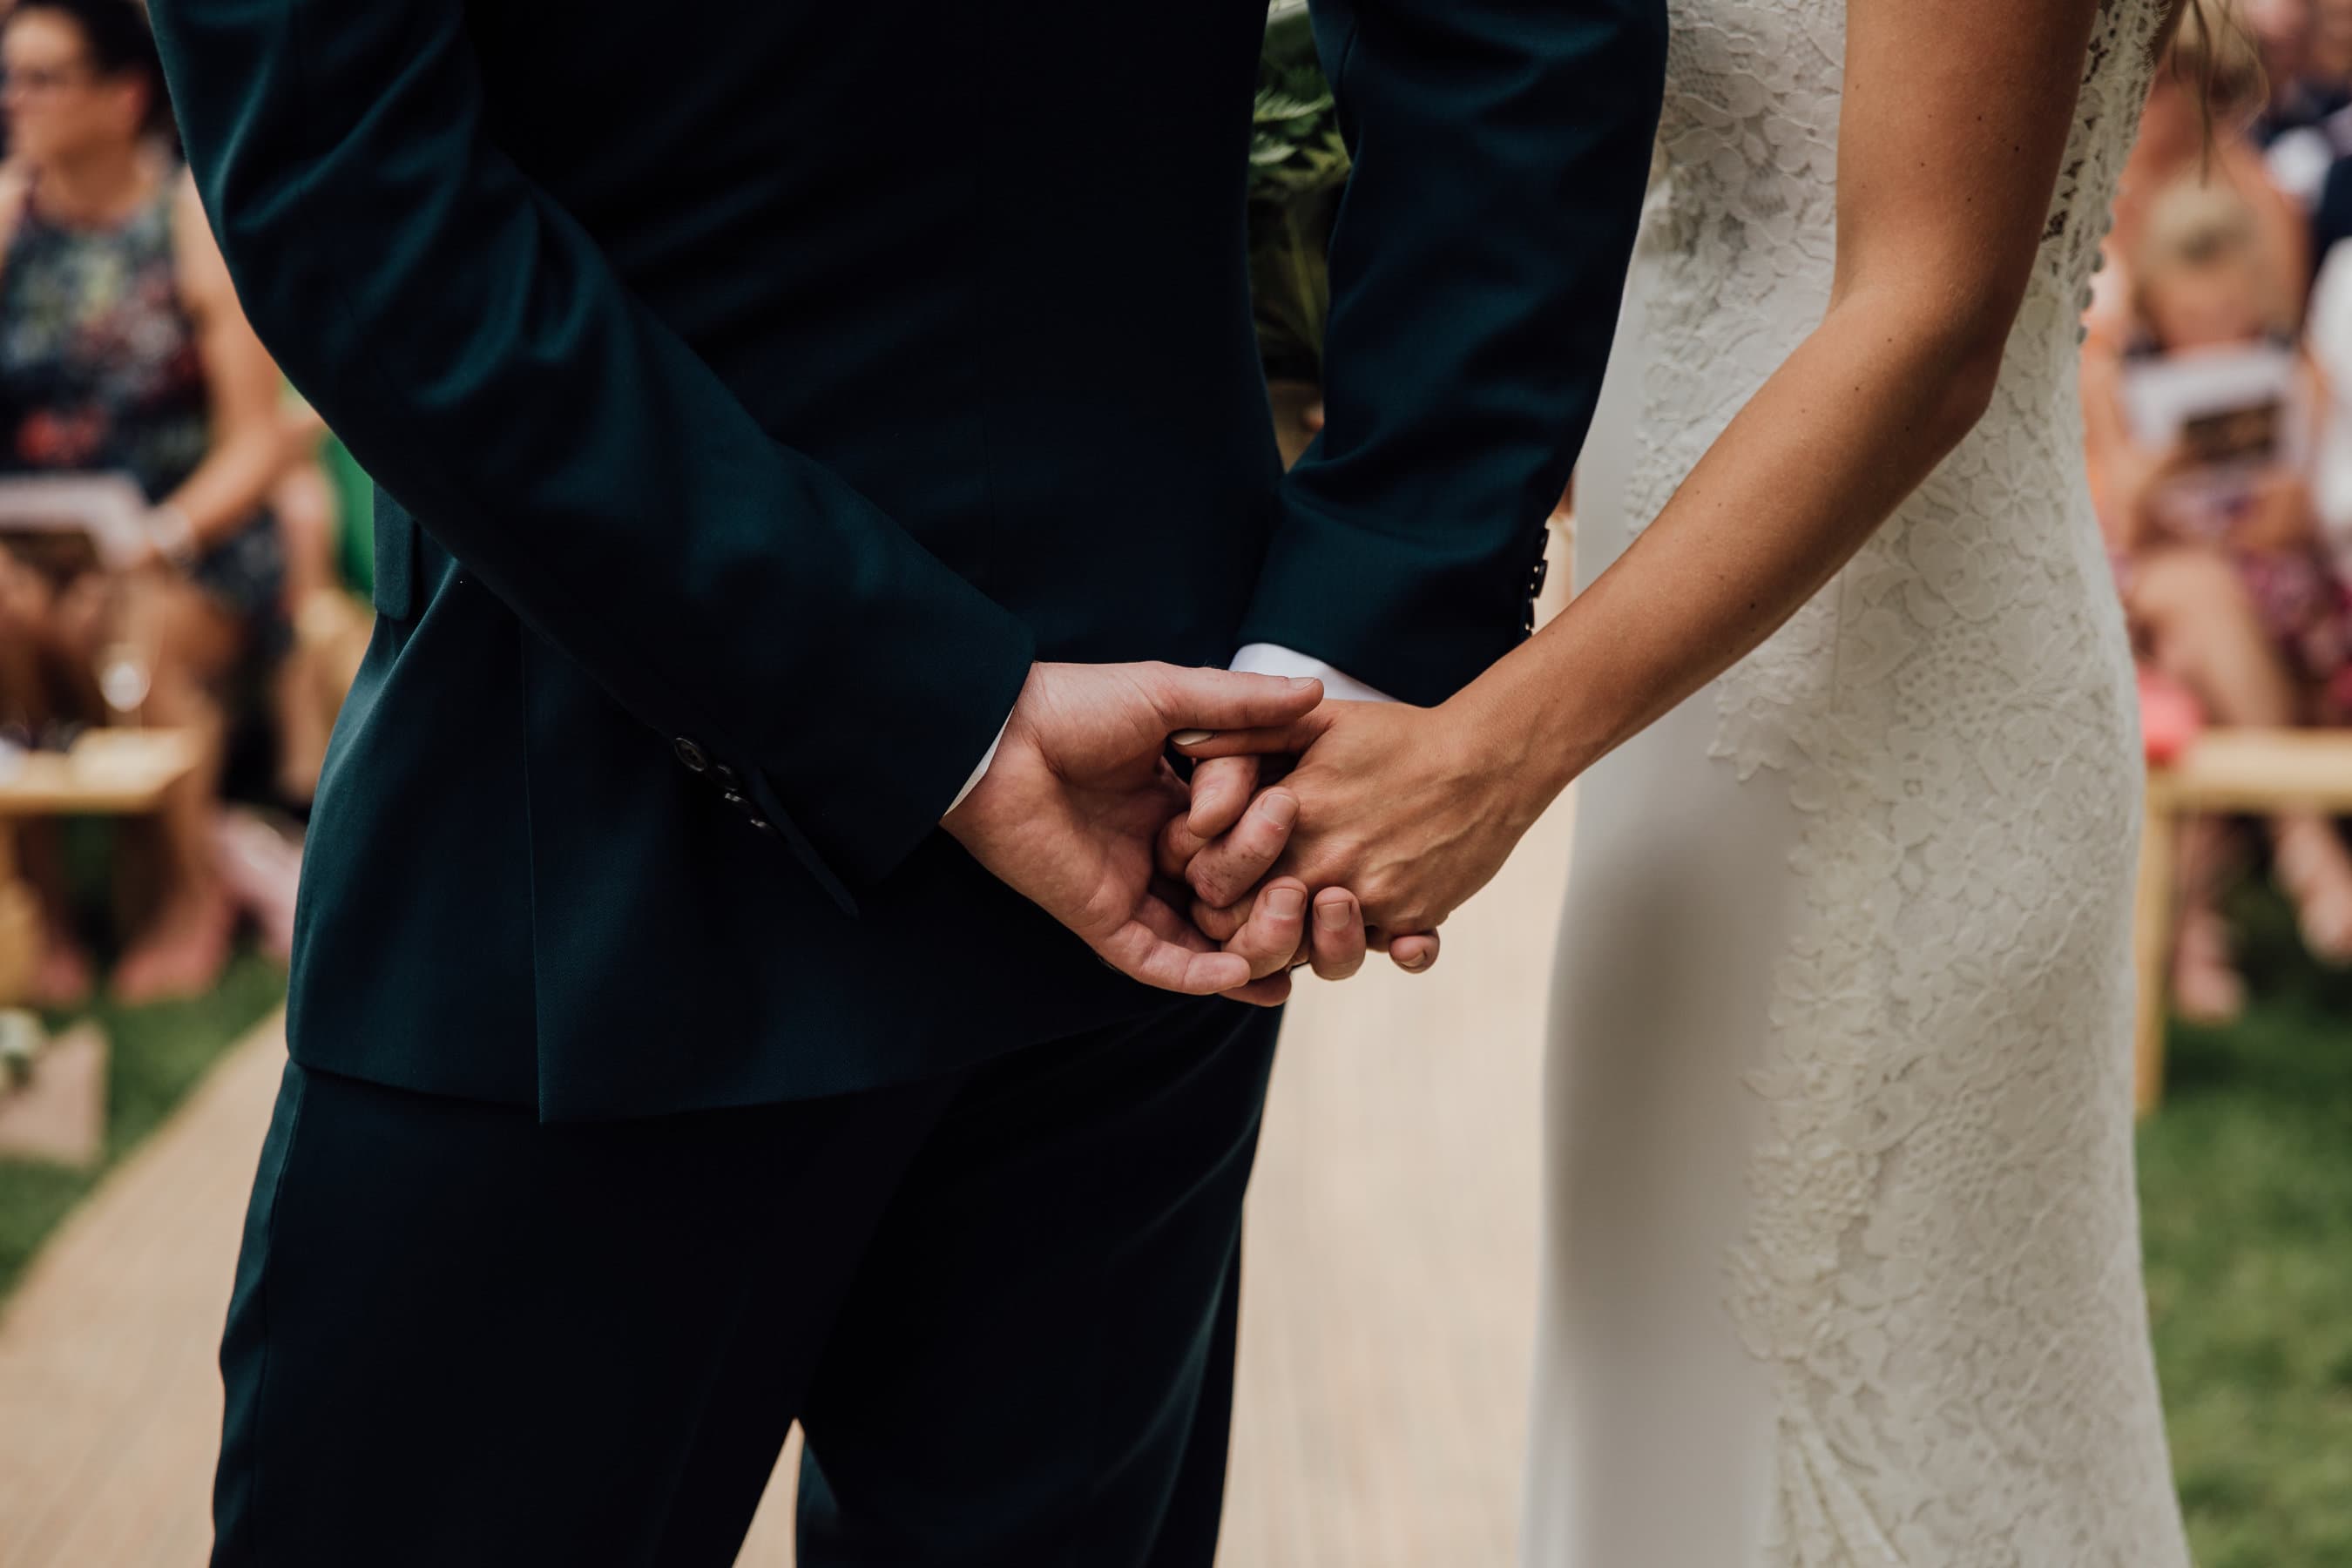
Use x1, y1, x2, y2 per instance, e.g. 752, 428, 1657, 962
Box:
1912, 280, 2024, 450
1928, 338, 2007, 450
1831, 269, 2022, 453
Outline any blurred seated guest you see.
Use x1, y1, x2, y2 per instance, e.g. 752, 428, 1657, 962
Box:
0, 0, 294, 1002
2251, 0, 2351, 200
2315, 0, 2352, 105
2242, 0, 2352, 212
2292, 0, 2352, 267
2252, 0, 2331, 138
2086, 179, 2352, 1015
2116, 6, 2312, 321
2301, 114, 2352, 273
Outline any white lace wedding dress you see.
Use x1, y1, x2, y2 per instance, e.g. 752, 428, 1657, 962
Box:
1526, 3, 2195, 1564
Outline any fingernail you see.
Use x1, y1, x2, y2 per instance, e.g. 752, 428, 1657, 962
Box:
1315, 896, 1350, 929
1172, 729, 1213, 747
1287, 677, 1320, 692
1402, 952, 1431, 972
1260, 792, 1298, 827
1268, 886, 1306, 919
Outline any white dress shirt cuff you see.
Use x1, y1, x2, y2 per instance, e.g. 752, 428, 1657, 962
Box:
947, 644, 1388, 823
1230, 643, 1399, 704
944, 720, 1009, 819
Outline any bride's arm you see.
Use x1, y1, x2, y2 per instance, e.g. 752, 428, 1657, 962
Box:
1180, 0, 2132, 936
1471, 0, 2112, 793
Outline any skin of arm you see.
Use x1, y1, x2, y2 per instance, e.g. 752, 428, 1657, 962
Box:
159, 172, 291, 549
1180, 0, 2122, 940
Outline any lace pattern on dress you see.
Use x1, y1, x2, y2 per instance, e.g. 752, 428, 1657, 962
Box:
1619, 2, 2193, 1561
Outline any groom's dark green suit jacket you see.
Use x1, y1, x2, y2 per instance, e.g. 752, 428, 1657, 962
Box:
149, 0, 1664, 1119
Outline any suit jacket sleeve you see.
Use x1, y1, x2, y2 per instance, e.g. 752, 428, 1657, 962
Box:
146, 0, 1036, 907
1240, 0, 1668, 708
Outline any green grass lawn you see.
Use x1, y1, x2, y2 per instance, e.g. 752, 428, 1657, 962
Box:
0, 950, 284, 1301
2143, 887, 2352, 1566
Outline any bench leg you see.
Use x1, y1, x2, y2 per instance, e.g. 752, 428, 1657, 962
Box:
2132, 787, 2176, 1118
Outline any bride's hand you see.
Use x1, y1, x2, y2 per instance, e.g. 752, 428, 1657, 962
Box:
1172, 699, 1544, 953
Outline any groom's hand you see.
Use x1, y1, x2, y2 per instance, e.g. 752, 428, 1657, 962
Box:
1173, 698, 1546, 970
1156, 755, 1417, 984
942, 662, 1323, 997
1163, 720, 1454, 977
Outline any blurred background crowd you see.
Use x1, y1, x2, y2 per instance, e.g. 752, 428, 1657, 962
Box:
2085, 0, 2352, 1023
0, 0, 368, 1013
0, 1, 2346, 1563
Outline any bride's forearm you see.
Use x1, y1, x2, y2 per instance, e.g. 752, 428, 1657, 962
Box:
1454, 287, 2013, 805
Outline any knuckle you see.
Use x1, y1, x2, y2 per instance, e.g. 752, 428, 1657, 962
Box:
1157, 833, 1193, 876
1239, 825, 1283, 866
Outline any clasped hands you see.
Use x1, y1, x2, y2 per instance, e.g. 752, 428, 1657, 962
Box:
942, 660, 1542, 1005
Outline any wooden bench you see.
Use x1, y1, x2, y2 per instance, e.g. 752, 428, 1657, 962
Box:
2135, 729, 2352, 1114
0, 728, 202, 1004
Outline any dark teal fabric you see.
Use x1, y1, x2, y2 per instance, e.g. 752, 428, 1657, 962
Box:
213, 999, 1281, 1567
148, 0, 1665, 1115
319, 432, 372, 600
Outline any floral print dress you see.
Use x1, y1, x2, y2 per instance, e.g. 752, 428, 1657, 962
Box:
0, 166, 286, 656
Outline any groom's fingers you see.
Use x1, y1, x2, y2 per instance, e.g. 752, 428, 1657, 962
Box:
1222, 969, 1295, 1008
1152, 756, 1260, 882
1156, 812, 1205, 883
1308, 889, 1367, 982
1185, 755, 1260, 840
1184, 790, 1300, 909
1189, 893, 1249, 944
1170, 715, 1325, 760
1222, 877, 1309, 985
1143, 664, 1321, 737
1095, 898, 1255, 997
1096, 928, 1252, 995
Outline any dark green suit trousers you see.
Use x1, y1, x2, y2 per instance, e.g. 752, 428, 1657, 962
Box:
212, 997, 1279, 1567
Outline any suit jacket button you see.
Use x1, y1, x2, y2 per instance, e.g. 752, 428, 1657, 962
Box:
711, 763, 740, 789
674, 738, 709, 774
722, 790, 748, 810
1529, 558, 1549, 595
